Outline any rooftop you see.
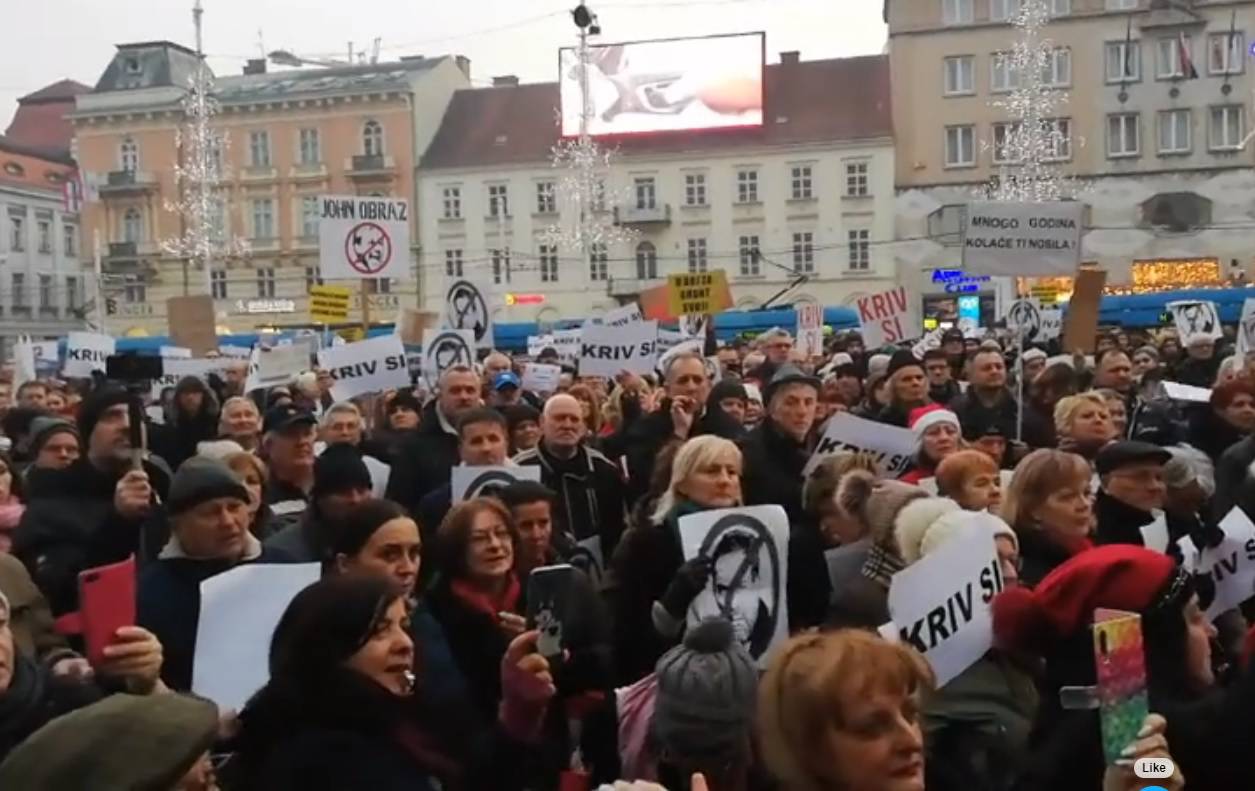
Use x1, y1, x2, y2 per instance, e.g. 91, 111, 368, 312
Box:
213, 57, 444, 102
0, 137, 77, 194
3, 80, 90, 160
421, 54, 892, 169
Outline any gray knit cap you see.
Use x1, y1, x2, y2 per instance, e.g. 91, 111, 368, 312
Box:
652, 618, 758, 764
167, 457, 250, 516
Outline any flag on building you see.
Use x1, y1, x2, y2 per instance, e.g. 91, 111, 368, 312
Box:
1179, 33, 1199, 79
62, 175, 83, 214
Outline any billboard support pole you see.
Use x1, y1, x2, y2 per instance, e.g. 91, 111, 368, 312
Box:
578, 20, 594, 289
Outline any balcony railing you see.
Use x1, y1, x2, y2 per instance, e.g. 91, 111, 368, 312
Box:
614, 203, 672, 226
98, 170, 157, 195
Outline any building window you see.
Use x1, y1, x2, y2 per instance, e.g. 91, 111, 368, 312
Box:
8, 216, 22, 251
211, 269, 228, 299
442, 186, 462, 220
736, 169, 759, 203
37, 220, 51, 253
123, 282, 145, 304
536, 181, 557, 214
488, 184, 510, 218
1044, 118, 1073, 161
591, 179, 607, 212
1108, 0, 1137, 9
991, 52, 1019, 92
539, 244, 559, 283
944, 125, 976, 167
636, 241, 658, 279
790, 165, 814, 200
943, 55, 975, 95
684, 173, 707, 206
634, 177, 657, 210
687, 238, 708, 273
122, 208, 142, 243
993, 122, 1023, 164
1108, 113, 1141, 158
990, 0, 1020, 22
1210, 32, 1245, 75
66, 276, 79, 311
1156, 35, 1193, 80
362, 120, 384, 157
365, 278, 392, 295
10, 273, 25, 311
943, 0, 973, 25
1158, 109, 1192, 154
1050, 0, 1070, 16
739, 235, 761, 277
304, 266, 323, 291
1042, 48, 1071, 87
256, 266, 275, 298
248, 130, 271, 167
792, 232, 815, 274
251, 199, 275, 239
1105, 41, 1141, 83
300, 196, 319, 238
589, 242, 608, 281
298, 128, 320, 165
39, 275, 52, 311
845, 161, 870, 196
63, 224, 77, 257
1210, 105, 1246, 151
120, 137, 139, 172
492, 249, 511, 284
445, 249, 464, 278
847, 229, 871, 271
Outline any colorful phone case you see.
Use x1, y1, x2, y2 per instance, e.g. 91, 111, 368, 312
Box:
1092, 608, 1149, 765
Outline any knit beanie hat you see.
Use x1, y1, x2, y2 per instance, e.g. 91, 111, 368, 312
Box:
836, 470, 935, 549
896, 508, 1017, 566
709, 378, 749, 405
886, 349, 924, 379
168, 457, 250, 516
26, 416, 78, 456
76, 386, 130, 442
992, 545, 1182, 656
867, 353, 892, 380
0, 693, 218, 790
908, 404, 960, 442
312, 443, 372, 499
652, 618, 758, 765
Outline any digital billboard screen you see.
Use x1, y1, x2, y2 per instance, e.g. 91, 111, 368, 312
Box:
559, 32, 765, 137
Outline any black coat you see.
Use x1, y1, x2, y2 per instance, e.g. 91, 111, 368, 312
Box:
150, 379, 220, 471
0, 655, 103, 765
603, 512, 685, 685
1188, 406, 1247, 462
1016, 528, 1082, 590
1215, 434, 1255, 520
947, 388, 1052, 447
515, 442, 629, 561
386, 401, 462, 515
426, 578, 515, 724
1174, 354, 1221, 388
619, 400, 742, 504
1092, 490, 1155, 548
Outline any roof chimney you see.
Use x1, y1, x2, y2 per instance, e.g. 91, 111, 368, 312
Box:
243, 58, 267, 75
493, 75, 519, 87
780, 51, 800, 65
455, 55, 472, 80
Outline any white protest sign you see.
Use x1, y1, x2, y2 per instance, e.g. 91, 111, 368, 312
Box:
1038, 308, 1063, 341
579, 320, 659, 377
149, 358, 228, 400
316, 334, 410, 401
961, 200, 1084, 276
160, 346, 192, 359
192, 563, 321, 712
421, 328, 475, 388
1162, 381, 1212, 403
1238, 298, 1255, 366
317, 195, 411, 281
1196, 508, 1255, 618
10, 338, 36, 391
552, 329, 582, 363
678, 505, 790, 667
1140, 511, 1169, 554
527, 335, 555, 358
31, 341, 58, 372
522, 363, 562, 393
62, 332, 115, 378
451, 465, 541, 502
806, 412, 917, 477
796, 303, 824, 358
911, 328, 944, 360
245, 345, 309, 393
604, 303, 644, 327
886, 525, 1004, 687
443, 279, 493, 349
656, 328, 685, 353
1167, 300, 1222, 346
1003, 298, 1041, 337
218, 344, 253, 359
855, 287, 920, 349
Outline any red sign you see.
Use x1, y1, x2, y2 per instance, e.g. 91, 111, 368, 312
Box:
505, 293, 546, 306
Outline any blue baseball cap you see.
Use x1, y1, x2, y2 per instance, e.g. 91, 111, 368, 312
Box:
493, 371, 522, 391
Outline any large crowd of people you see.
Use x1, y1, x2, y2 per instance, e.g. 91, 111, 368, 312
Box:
3, 319, 1255, 790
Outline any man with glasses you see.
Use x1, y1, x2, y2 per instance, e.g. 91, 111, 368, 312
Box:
1093, 441, 1171, 548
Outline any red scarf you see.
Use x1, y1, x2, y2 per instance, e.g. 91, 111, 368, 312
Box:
450, 574, 521, 620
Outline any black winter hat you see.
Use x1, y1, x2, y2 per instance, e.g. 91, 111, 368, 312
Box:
886, 349, 924, 378
387, 390, 421, 414
709, 378, 749, 405
76, 386, 130, 442
168, 457, 251, 515
26, 416, 78, 457
312, 444, 372, 499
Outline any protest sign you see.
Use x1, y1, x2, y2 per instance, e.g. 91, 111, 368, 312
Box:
665, 270, 732, 318
1061, 268, 1106, 353
527, 334, 554, 357
1185, 507, 1255, 618
444, 279, 493, 349
318, 195, 411, 281
1037, 308, 1063, 341
1003, 298, 1041, 338
422, 328, 475, 387
167, 295, 217, 356
579, 320, 660, 377
678, 505, 790, 667
805, 412, 916, 477
911, 328, 943, 360
451, 465, 541, 502
886, 525, 1004, 686
309, 284, 352, 323
30, 341, 58, 373
149, 358, 229, 399
217, 344, 252, 359
552, 329, 582, 363
1161, 381, 1211, 403
1238, 298, 1255, 365
796, 303, 824, 358
10, 338, 36, 391
604, 303, 644, 327
63, 332, 115, 378
193, 563, 321, 712
245, 344, 309, 392
1140, 512, 1169, 554
522, 363, 562, 393
855, 287, 920, 348
160, 346, 192, 359
1167, 300, 1222, 346
316, 334, 410, 401
961, 200, 1084, 276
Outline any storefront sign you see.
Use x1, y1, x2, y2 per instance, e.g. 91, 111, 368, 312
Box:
235, 299, 296, 315
931, 269, 992, 294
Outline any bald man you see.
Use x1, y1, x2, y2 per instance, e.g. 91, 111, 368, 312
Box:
514, 393, 628, 560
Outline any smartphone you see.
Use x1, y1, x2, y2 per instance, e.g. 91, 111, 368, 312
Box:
527, 564, 575, 664
78, 556, 137, 667
1092, 608, 1150, 764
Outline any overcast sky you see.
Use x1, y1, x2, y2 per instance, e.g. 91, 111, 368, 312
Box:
1, 0, 886, 129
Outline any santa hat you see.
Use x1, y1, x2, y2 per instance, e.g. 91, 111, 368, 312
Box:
992, 545, 1182, 656
908, 404, 960, 442
896, 508, 1018, 566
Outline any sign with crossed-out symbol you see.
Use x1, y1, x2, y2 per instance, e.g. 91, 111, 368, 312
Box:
1167, 300, 1220, 345
421, 329, 475, 387
1004, 298, 1042, 340
444, 280, 492, 348
450, 465, 541, 502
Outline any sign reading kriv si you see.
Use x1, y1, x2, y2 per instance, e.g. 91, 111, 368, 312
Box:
1177, 507, 1255, 619
855, 287, 920, 348
308, 285, 352, 323
666, 271, 732, 317
806, 412, 916, 477
961, 200, 1084, 277
316, 335, 410, 401
318, 195, 411, 281
63, 332, 116, 378
796, 303, 823, 358
579, 320, 660, 377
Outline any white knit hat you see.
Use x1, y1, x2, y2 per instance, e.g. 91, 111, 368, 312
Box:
896, 508, 1018, 566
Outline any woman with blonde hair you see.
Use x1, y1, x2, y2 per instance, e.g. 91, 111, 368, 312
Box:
606, 435, 743, 682
1002, 449, 1094, 587
1053, 392, 1115, 461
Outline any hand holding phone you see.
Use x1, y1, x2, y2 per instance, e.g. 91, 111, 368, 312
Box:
527, 564, 575, 664
79, 556, 137, 667
1092, 608, 1150, 765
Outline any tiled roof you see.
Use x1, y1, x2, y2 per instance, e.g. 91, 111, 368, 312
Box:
422, 55, 892, 169
3, 80, 89, 159
0, 137, 77, 193
18, 80, 91, 103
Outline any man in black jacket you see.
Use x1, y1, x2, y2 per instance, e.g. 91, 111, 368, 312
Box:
1093, 441, 1170, 547
386, 365, 481, 514
514, 394, 628, 565
876, 350, 931, 427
